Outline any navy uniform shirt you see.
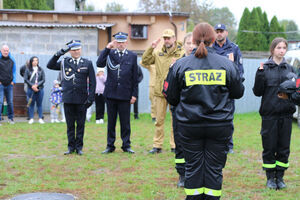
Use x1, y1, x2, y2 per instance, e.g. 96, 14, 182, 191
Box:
213, 38, 244, 78
96, 48, 138, 101
47, 56, 96, 104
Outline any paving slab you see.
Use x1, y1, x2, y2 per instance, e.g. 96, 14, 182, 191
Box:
10, 192, 75, 200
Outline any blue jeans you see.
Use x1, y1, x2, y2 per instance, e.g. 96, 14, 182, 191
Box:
0, 84, 14, 120
27, 88, 44, 119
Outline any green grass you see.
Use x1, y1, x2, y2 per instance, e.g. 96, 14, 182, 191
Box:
1, 112, 300, 199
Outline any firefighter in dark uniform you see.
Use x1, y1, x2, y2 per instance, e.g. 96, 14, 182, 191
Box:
212, 23, 244, 154
97, 32, 138, 154
47, 40, 96, 156
253, 37, 295, 190
163, 23, 244, 200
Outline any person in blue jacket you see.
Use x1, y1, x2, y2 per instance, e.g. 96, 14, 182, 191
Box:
97, 32, 138, 154
0, 44, 16, 125
212, 23, 244, 154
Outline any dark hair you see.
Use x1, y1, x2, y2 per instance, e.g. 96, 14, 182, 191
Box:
192, 23, 216, 58
28, 56, 40, 71
270, 37, 288, 57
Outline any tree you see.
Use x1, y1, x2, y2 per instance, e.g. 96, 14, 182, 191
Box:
105, 2, 125, 12
269, 16, 285, 42
280, 20, 300, 40
236, 8, 251, 50
3, 0, 51, 10
209, 7, 237, 41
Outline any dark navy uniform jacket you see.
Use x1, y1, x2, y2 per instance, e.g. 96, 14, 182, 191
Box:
253, 58, 295, 119
213, 38, 244, 77
96, 48, 138, 101
47, 56, 96, 104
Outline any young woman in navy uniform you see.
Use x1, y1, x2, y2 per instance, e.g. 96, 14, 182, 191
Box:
163, 23, 244, 200
47, 40, 96, 156
97, 32, 138, 154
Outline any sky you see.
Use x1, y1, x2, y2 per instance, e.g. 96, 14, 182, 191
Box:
85, 0, 300, 29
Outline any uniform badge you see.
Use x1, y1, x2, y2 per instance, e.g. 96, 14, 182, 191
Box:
78, 69, 80, 72
66, 72, 69, 75
159, 52, 164, 56
69, 68, 72, 72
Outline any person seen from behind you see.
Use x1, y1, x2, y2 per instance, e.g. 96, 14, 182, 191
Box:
163, 22, 244, 199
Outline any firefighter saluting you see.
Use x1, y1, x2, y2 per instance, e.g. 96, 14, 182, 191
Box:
47, 40, 96, 156
163, 23, 244, 200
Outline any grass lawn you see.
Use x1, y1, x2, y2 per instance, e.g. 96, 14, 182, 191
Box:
1, 112, 300, 200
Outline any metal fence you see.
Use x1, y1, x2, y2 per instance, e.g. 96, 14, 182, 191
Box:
13, 54, 266, 114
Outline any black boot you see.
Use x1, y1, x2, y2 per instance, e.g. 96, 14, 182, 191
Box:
276, 170, 286, 190
266, 171, 277, 189
177, 175, 185, 188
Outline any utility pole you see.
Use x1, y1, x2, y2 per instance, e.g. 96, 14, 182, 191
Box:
0, 0, 3, 9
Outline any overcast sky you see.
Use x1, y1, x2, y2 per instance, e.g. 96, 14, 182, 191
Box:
86, 0, 300, 29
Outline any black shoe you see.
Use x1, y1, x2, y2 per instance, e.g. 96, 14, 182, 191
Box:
177, 175, 185, 188
76, 150, 83, 155
149, 147, 162, 154
123, 148, 135, 154
228, 149, 234, 154
171, 148, 175, 153
266, 171, 277, 189
152, 118, 156, 123
134, 115, 139, 119
102, 148, 115, 154
276, 178, 286, 189
266, 179, 277, 189
64, 149, 75, 155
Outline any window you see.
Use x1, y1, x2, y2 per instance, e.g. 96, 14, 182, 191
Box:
131, 25, 148, 39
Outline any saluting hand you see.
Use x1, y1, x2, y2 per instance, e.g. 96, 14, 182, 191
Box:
107, 40, 117, 49
151, 38, 161, 49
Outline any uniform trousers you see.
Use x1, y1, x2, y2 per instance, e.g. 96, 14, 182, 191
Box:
149, 85, 156, 119
153, 96, 175, 149
106, 98, 131, 150
261, 117, 292, 171
178, 124, 232, 200
171, 107, 185, 176
64, 103, 87, 151
95, 93, 105, 120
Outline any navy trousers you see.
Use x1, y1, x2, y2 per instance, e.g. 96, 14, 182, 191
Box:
106, 98, 131, 150
64, 103, 87, 151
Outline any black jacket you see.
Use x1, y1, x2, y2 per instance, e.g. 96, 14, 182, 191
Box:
24, 66, 45, 89
253, 58, 296, 119
163, 47, 244, 127
47, 55, 96, 104
96, 48, 138, 101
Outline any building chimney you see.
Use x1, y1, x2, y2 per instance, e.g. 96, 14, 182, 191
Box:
54, 0, 75, 12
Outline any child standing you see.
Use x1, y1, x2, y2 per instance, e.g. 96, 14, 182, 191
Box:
95, 68, 106, 124
50, 80, 63, 123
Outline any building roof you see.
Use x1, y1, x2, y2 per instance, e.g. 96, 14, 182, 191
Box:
0, 21, 114, 29
0, 9, 189, 17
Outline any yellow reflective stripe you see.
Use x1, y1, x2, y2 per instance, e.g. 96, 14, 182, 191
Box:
185, 69, 226, 86
204, 187, 222, 197
184, 187, 204, 196
262, 163, 276, 168
276, 160, 289, 168
175, 158, 185, 164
